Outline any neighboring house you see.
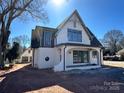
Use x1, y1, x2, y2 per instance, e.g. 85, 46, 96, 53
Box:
18, 48, 32, 63
117, 48, 124, 55
117, 48, 124, 60
31, 10, 103, 71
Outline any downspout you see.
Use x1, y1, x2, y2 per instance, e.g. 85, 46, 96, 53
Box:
63, 45, 67, 71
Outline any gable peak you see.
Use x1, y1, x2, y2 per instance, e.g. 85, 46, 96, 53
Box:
57, 9, 84, 29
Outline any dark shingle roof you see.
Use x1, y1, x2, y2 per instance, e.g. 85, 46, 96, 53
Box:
85, 27, 103, 48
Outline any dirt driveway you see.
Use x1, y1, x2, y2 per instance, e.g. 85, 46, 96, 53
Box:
0, 63, 124, 93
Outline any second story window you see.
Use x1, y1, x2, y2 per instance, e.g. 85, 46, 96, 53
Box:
43, 31, 53, 47
68, 29, 82, 42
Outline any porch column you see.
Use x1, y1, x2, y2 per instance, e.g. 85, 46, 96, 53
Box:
97, 49, 101, 66
100, 49, 103, 65
89, 50, 92, 63
64, 46, 68, 71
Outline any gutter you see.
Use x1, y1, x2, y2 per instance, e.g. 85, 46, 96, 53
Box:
63, 45, 67, 71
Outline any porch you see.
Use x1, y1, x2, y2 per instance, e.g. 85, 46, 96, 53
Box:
54, 45, 103, 71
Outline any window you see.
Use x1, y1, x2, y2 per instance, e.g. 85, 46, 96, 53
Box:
68, 29, 82, 42
43, 31, 53, 47
73, 51, 89, 63
92, 51, 97, 58
30, 57, 32, 62
28, 50, 31, 53
22, 56, 28, 62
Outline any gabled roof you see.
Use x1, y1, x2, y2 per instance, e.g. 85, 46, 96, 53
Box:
57, 10, 85, 28
56, 10, 92, 39
31, 10, 103, 48
56, 10, 103, 47
85, 27, 103, 47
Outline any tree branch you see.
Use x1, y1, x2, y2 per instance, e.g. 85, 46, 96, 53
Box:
6, 0, 18, 30
12, 0, 33, 20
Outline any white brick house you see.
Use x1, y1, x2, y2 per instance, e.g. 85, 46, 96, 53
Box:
31, 10, 103, 71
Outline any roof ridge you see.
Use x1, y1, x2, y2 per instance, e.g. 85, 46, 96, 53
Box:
57, 9, 79, 28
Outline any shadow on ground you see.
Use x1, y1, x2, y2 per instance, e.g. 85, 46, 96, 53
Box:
0, 64, 124, 93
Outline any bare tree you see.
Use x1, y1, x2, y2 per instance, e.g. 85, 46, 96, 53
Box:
103, 30, 123, 55
12, 35, 30, 50
120, 37, 124, 48
19, 35, 30, 48
0, 0, 48, 68
12, 36, 21, 44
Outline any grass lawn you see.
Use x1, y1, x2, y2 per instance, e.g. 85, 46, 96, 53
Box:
0, 62, 124, 93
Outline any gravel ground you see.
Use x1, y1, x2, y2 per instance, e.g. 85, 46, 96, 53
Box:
0, 63, 124, 93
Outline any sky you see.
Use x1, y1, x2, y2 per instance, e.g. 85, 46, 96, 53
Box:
10, 0, 124, 40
